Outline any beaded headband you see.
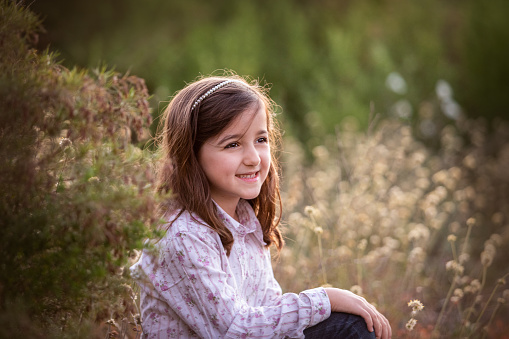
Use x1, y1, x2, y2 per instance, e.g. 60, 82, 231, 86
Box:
191, 79, 236, 110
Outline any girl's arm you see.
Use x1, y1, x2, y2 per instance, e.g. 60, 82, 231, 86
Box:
144, 229, 330, 339
324, 288, 392, 339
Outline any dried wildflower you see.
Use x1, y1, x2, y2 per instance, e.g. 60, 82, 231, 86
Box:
453, 288, 464, 300
304, 205, 315, 216
447, 234, 457, 243
446, 260, 464, 275
463, 154, 476, 169
497, 278, 506, 286
491, 212, 503, 225
481, 251, 494, 267
406, 318, 417, 331
314, 226, 323, 235
408, 299, 424, 313
458, 253, 470, 264
408, 247, 425, 264
383, 237, 400, 250
489, 234, 503, 246
471, 279, 481, 292
312, 145, 329, 160
357, 239, 367, 251
466, 217, 476, 227
350, 285, 363, 296
408, 224, 430, 242
59, 137, 72, 148
370, 234, 381, 246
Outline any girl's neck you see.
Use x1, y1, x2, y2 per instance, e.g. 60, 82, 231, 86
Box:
215, 198, 240, 223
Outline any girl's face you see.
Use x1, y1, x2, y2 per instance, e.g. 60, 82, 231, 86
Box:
197, 101, 270, 217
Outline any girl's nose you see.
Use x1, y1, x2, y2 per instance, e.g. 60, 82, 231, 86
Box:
243, 144, 261, 166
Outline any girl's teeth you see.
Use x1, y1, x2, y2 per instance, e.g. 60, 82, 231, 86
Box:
238, 173, 256, 179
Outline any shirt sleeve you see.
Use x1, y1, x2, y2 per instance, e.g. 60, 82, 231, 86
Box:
147, 230, 331, 339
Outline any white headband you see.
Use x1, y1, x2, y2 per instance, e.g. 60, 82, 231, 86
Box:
191, 80, 236, 110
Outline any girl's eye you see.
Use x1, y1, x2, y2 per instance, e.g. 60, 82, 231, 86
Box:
224, 142, 239, 149
257, 137, 268, 143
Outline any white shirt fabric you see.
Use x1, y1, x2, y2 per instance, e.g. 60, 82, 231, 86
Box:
130, 199, 331, 338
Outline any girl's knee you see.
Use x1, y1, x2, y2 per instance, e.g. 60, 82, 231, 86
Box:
304, 312, 376, 339
344, 313, 376, 339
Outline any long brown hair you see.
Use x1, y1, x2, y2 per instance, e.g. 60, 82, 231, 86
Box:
156, 74, 283, 255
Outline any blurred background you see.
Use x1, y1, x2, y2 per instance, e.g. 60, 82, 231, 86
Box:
31, 0, 509, 147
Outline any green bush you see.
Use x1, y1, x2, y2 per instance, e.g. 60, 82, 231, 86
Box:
0, 2, 158, 337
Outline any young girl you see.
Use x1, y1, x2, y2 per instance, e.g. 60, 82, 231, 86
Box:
131, 75, 391, 338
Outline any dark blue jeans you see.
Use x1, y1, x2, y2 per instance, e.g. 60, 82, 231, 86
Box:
304, 312, 377, 338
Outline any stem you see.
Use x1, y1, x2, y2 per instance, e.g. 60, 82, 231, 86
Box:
474, 284, 500, 330
481, 302, 501, 339
356, 248, 363, 287
475, 273, 509, 330
121, 318, 127, 336
460, 222, 473, 256
451, 242, 458, 263
55, 152, 70, 193
461, 265, 488, 337
480, 265, 488, 292
475, 273, 509, 338
317, 233, 328, 285
433, 274, 457, 337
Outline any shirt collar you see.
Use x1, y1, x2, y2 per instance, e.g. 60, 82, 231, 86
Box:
214, 199, 266, 245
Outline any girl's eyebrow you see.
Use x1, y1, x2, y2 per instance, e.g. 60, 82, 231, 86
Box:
217, 130, 268, 145
217, 134, 241, 145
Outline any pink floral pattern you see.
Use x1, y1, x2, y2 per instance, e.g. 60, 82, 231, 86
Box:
131, 199, 331, 338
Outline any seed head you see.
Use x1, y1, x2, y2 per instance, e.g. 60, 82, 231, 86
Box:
447, 234, 457, 243
481, 251, 494, 267
304, 205, 315, 216
446, 260, 464, 275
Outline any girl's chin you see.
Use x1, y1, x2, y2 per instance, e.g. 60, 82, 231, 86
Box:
241, 190, 262, 200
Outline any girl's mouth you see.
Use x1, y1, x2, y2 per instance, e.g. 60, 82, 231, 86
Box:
236, 172, 259, 181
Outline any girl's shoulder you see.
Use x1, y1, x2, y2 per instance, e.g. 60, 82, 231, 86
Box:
161, 209, 220, 242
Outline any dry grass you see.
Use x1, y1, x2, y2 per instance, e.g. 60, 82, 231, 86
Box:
274, 117, 509, 338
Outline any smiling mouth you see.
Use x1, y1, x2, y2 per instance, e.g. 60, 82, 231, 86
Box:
236, 172, 258, 179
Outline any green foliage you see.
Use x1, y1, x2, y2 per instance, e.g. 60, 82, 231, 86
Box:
0, 1, 157, 336
31, 0, 507, 147
457, 0, 509, 120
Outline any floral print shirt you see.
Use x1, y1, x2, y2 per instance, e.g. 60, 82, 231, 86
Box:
130, 199, 331, 338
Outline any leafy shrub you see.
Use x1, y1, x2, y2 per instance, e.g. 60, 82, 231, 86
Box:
0, 2, 158, 337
